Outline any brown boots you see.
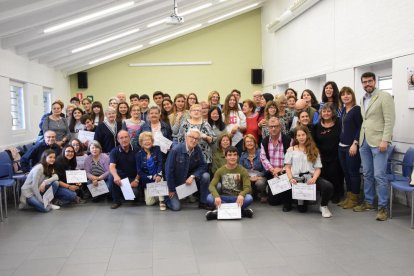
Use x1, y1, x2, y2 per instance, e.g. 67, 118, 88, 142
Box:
342, 193, 358, 209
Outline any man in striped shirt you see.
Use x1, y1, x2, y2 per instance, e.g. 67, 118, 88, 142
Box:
259, 117, 292, 210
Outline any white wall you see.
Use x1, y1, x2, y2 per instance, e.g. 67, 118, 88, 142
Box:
0, 48, 70, 149
262, 0, 414, 151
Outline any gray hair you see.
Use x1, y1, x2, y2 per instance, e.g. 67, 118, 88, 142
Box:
104, 106, 116, 114
108, 97, 119, 105
186, 128, 201, 136
88, 140, 102, 152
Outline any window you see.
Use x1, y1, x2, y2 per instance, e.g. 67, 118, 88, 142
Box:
378, 75, 392, 96
10, 81, 25, 130
43, 88, 52, 114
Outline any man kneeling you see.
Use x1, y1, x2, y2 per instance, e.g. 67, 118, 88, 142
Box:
206, 146, 253, 220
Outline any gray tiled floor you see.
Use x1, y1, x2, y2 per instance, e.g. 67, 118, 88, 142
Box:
1, 201, 414, 276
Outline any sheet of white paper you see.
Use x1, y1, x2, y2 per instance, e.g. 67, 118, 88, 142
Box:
176, 180, 198, 200
146, 181, 169, 197
268, 174, 291, 195
120, 178, 136, 200
218, 203, 241, 220
78, 130, 95, 143
76, 155, 86, 170
42, 186, 54, 208
292, 183, 316, 201
153, 132, 172, 154
247, 169, 260, 177
226, 125, 243, 146
66, 170, 87, 183
87, 180, 109, 197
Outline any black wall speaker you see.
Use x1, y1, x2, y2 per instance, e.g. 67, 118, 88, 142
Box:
251, 69, 263, 84
77, 72, 88, 89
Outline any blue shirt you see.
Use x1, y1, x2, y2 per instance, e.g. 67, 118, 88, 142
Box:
109, 144, 138, 180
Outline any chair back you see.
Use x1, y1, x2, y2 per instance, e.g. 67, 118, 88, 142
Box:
0, 151, 13, 178
402, 147, 414, 177
386, 144, 396, 174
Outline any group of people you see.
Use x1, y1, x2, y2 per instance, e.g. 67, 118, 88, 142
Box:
19, 71, 396, 221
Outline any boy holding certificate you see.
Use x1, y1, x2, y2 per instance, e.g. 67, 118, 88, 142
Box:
206, 146, 253, 220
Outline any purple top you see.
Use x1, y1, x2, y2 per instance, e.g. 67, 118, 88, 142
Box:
84, 153, 110, 180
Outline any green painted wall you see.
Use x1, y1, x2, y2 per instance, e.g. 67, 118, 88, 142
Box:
69, 9, 262, 103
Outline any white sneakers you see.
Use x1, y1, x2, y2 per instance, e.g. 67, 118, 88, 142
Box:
49, 204, 61, 210
320, 206, 332, 218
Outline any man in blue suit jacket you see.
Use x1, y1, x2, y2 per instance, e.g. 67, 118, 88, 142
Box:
165, 128, 210, 211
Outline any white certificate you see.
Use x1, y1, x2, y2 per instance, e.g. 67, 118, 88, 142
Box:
247, 169, 260, 177
226, 125, 243, 146
268, 174, 291, 195
292, 183, 316, 201
78, 130, 95, 143
42, 186, 54, 208
120, 178, 136, 200
76, 155, 86, 170
153, 132, 173, 154
87, 180, 109, 197
146, 181, 169, 197
218, 203, 241, 220
176, 180, 198, 199
66, 170, 87, 183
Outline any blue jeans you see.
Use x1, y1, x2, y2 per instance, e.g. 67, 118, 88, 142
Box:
165, 194, 181, 211
165, 172, 210, 211
360, 139, 389, 208
338, 146, 361, 195
206, 194, 253, 209
26, 181, 59, 212
55, 185, 77, 204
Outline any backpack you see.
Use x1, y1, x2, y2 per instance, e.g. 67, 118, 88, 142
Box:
5, 147, 22, 173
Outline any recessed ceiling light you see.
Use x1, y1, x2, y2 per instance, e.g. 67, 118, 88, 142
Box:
44, 1, 135, 33
89, 44, 143, 65
72, 28, 140, 53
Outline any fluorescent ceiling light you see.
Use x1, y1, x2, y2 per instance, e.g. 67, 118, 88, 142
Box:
129, 61, 212, 67
147, 3, 212, 28
180, 3, 213, 16
208, 3, 259, 23
44, 1, 135, 33
149, 24, 202, 44
147, 18, 166, 28
72, 28, 139, 53
89, 45, 143, 65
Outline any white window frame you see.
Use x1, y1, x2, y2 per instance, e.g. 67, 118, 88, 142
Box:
43, 88, 52, 114
378, 75, 393, 96
10, 81, 26, 131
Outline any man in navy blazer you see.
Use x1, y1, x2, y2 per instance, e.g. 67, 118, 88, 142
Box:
165, 128, 210, 211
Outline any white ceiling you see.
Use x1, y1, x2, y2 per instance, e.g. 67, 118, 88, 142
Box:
0, 0, 263, 75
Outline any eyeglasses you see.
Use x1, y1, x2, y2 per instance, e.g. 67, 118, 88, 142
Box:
191, 109, 202, 112
188, 97, 196, 100
211, 96, 220, 99
187, 135, 200, 141
268, 125, 281, 129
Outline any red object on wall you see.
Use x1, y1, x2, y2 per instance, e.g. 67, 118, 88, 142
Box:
76, 92, 83, 100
